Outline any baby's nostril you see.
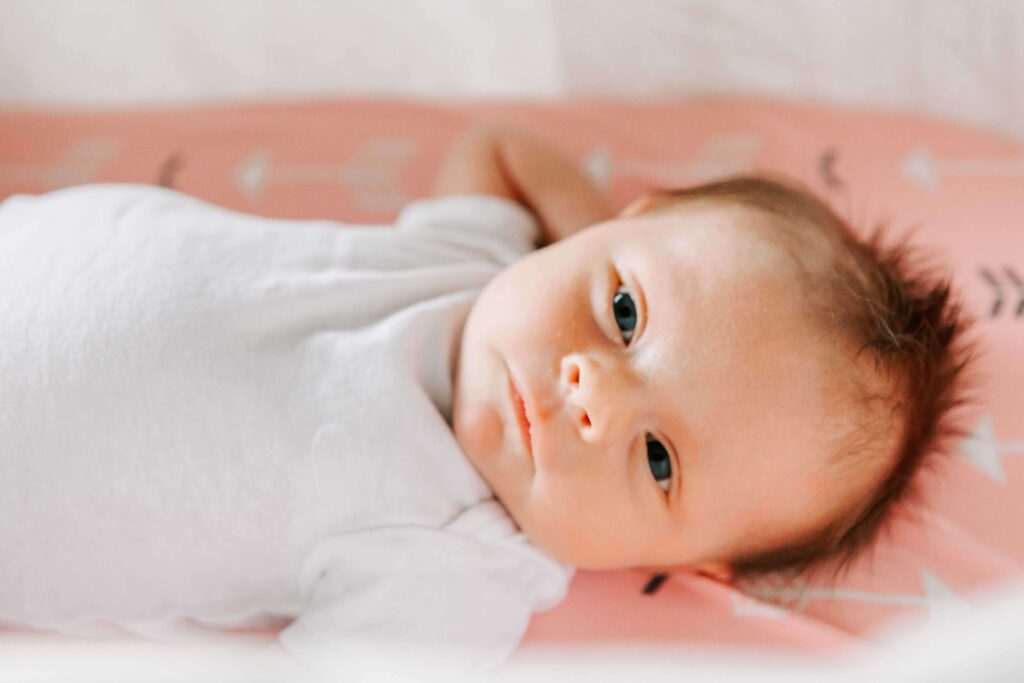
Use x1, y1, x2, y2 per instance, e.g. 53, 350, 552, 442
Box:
568, 364, 580, 385
581, 412, 591, 428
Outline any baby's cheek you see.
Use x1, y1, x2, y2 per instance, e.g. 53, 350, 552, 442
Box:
453, 400, 504, 468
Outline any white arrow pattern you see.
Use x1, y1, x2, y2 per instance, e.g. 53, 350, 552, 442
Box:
903, 146, 1024, 191
959, 416, 1024, 485
0, 138, 119, 190
585, 135, 761, 189
730, 569, 964, 621
233, 138, 415, 211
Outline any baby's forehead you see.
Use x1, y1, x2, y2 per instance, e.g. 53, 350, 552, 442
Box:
611, 206, 801, 294
618, 212, 828, 393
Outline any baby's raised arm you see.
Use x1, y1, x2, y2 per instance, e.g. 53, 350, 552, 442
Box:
433, 122, 614, 245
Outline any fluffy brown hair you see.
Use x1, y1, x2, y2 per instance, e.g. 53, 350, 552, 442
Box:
645, 175, 976, 582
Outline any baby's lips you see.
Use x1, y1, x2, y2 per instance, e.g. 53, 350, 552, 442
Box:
508, 374, 534, 457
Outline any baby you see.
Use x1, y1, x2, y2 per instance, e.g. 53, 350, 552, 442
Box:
0, 122, 971, 676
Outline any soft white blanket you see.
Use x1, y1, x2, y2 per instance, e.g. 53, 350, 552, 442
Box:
2, 578, 1022, 682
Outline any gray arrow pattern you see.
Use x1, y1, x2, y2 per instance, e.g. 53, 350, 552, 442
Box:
979, 266, 1024, 318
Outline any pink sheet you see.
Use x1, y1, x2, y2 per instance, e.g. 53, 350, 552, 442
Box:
2, 98, 1021, 658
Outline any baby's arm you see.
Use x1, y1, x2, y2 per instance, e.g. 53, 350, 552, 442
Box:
433, 122, 614, 245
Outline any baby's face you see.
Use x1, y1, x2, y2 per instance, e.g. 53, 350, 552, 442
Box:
452, 201, 880, 572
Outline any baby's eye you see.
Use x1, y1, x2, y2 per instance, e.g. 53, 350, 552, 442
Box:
646, 435, 672, 493
612, 287, 638, 344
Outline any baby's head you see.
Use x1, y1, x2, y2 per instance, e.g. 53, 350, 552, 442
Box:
451, 176, 973, 583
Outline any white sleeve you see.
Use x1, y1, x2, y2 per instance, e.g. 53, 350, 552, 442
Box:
278, 503, 573, 677
395, 194, 540, 267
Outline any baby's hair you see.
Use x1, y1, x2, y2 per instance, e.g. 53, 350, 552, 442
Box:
643, 175, 976, 582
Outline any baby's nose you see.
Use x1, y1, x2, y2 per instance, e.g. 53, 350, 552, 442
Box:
559, 353, 632, 444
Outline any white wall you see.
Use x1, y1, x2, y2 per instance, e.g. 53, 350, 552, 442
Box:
0, 0, 565, 101
0, 0, 1021, 138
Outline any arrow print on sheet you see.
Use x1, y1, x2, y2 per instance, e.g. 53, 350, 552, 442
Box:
585, 135, 761, 190
959, 415, 1024, 484
903, 145, 1024, 191
978, 266, 1024, 318
0, 138, 119, 190
730, 569, 965, 620
157, 153, 186, 189
819, 147, 845, 191
233, 139, 416, 211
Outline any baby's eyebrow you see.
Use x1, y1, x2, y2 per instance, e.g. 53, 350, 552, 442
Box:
625, 263, 649, 338
629, 245, 701, 509
629, 242, 699, 340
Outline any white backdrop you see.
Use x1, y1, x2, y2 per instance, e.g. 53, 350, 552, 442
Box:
0, 0, 1021, 139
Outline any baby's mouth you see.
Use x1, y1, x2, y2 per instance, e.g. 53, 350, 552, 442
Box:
508, 375, 533, 457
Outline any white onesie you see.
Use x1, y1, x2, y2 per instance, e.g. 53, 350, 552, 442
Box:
0, 185, 573, 673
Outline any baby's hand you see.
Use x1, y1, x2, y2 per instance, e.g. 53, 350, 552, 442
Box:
433, 121, 614, 245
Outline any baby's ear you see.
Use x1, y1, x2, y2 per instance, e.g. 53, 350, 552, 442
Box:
643, 561, 736, 585
619, 194, 656, 218
692, 561, 735, 584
